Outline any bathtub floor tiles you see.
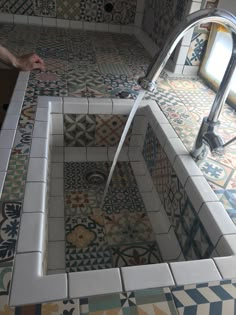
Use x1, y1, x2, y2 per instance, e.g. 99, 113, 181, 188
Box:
171, 279, 236, 315
65, 189, 103, 216
103, 212, 155, 246
65, 245, 113, 272
111, 241, 163, 267
0, 202, 22, 264
1, 155, 28, 201
80, 288, 177, 315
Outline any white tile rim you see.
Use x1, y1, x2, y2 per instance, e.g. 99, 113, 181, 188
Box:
10, 95, 236, 304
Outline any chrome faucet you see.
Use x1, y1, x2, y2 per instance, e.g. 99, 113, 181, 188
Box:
139, 8, 236, 160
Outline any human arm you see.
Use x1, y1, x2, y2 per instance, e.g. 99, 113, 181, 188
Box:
0, 45, 45, 71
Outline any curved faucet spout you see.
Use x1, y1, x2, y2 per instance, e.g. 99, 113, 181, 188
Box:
139, 8, 236, 160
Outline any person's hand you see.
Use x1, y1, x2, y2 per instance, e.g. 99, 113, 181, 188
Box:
15, 53, 45, 71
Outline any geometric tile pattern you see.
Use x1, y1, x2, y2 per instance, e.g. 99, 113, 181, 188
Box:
64, 114, 132, 147
8, 0, 33, 15
142, 124, 214, 260
12, 123, 33, 155
1, 155, 28, 200
171, 279, 236, 315
103, 0, 137, 24
80, 287, 178, 315
34, 0, 56, 17
0, 202, 22, 264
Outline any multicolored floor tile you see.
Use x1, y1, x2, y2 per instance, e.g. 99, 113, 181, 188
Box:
80, 287, 178, 315
0, 202, 22, 264
1, 155, 28, 200
12, 123, 33, 155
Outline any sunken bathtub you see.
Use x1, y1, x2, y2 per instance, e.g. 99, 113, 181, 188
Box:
10, 96, 236, 305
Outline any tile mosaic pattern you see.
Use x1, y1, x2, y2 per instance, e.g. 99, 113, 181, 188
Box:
80, 287, 178, 315
64, 114, 132, 147
12, 123, 33, 155
0, 267, 12, 305
34, 0, 56, 17
64, 162, 161, 272
142, 124, 214, 260
8, 0, 34, 15
0, 202, 22, 264
1, 155, 28, 200
171, 279, 236, 315
103, 0, 137, 24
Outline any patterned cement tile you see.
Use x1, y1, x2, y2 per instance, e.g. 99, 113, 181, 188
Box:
66, 244, 113, 272
65, 189, 103, 216
80, 287, 178, 315
41, 299, 79, 315
64, 114, 96, 147
171, 279, 236, 315
0, 0, 9, 13
65, 214, 107, 249
157, 78, 209, 92
34, 0, 56, 17
19, 105, 36, 126
95, 115, 132, 147
198, 158, 234, 189
79, 0, 104, 22
103, 0, 136, 24
57, 0, 81, 20
1, 155, 28, 200
186, 32, 209, 67
0, 202, 22, 264
0, 266, 12, 305
12, 123, 33, 155
104, 212, 154, 246
111, 241, 163, 267
103, 187, 146, 215
8, 0, 33, 15
142, 123, 159, 174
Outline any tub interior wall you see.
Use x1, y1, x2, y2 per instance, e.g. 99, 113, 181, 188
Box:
46, 106, 219, 275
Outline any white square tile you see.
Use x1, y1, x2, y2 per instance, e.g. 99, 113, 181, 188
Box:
0, 13, 13, 23
48, 241, 65, 270
37, 96, 51, 108
84, 21, 95, 31
68, 269, 122, 298
49, 97, 63, 113
136, 0, 145, 12
0, 148, 11, 171
51, 163, 63, 178
70, 20, 83, 29
155, 228, 182, 261
214, 256, 236, 279
185, 176, 219, 213
63, 97, 88, 114
47, 269, 65, 275
30, 138, 48, 158
155, 123, 178, 147
164, 138, 189, 165
51, 135, 64, 147
183, 65, 199, 76
52, 147, 63, 162
51, 114, 63, 135
216, 235, 236, 256
0, 172, 6, 195
28, 16, 43, 25
10, 253, 67, 306
35, 108, 49, 122
173, 155, 202, 186
95, 22, 109, 32
199, 202, 236, 246
128, 147, 143, 161
131, 161, 146, 176
189, 1, 201, 13
64, 147, 86, 162
132, 115, 148, 135
0, 129, 16, 148
112, 99, 133, 114
121, 263, 175, 291
23, 182, 46, 213
135, 174, 153, 192
9, 91, 25, 112
108, 24, 121, 33
170, 259, 222, 286
1, 114, 19, 130
148, 210, 171, 234
14, 72, 29, 91
88, 98, 112, 114
56, 18, 69, 28
140, 190, 162, 211
33, 121, 49, 138
49, 197, 64, 217
27, 158, 47, 182
17, 213, 44, 253
108, 147, 129, 161
135, 12, 143, 27
48, 218, 65, 241
175, 46, 189, 65
43, 17, 56, 26
121, 25, 135, 34
147, 103, 169, 125
130, 134, 144, 147
87, 147, 108, 161
50, 178, 64, 196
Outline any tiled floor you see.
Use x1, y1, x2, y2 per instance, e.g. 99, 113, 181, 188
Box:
64, 161, 162, 272
1, 23, 236, 314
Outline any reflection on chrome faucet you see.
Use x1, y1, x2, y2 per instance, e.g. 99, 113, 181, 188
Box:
139, 8, 236, 160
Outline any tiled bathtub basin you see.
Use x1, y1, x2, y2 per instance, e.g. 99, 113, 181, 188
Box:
10, 96, 236, 305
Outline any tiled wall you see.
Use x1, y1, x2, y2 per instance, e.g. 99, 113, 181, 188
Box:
142, 123, 215, 260
0, 0, 137, 24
